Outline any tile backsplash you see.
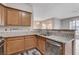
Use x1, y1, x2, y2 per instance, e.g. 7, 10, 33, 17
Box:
0, 26, 32, 32
34, 29, 75, 39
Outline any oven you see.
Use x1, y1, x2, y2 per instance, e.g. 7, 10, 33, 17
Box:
45, 40, 62, 55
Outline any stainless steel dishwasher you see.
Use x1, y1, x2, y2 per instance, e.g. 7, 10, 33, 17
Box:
0, 37, 4, 55
45, 40, 62, 55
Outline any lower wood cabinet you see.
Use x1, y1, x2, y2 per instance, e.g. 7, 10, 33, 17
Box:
37, 36, 46, 54
3, 35, 73, 55
4, 37, 24, 54
25, 35, 37, 50
4, 35, 46, 55
4, 35, 37, 55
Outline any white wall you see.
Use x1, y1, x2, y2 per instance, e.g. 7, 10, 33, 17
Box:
54, 19, 61, 29
60, 17, 77, 29
32, 18, 61, 29
2, 3, 32, 12
32, 3, 79, 21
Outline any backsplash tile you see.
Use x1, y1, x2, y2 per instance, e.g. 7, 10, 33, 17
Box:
0, 26, 31, 32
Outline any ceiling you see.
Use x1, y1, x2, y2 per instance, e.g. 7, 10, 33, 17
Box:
31, 3, 79, 21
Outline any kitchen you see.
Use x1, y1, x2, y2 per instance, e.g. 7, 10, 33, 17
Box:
0, 3, 77, 55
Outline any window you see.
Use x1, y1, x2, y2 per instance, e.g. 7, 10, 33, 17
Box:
69, 20, 76, 29
76, 20, 79, 31
70, 19, 79, 39
76, 20, 79, 36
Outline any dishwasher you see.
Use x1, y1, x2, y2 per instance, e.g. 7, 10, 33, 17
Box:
45, 40, 62, 55
0, 38, 4, 55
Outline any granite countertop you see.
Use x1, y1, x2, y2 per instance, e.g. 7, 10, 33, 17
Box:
0, 31, 36, 38
0, 32, 74, 43
36, 34, 74, 43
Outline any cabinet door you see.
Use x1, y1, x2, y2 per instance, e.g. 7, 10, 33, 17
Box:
6, 37, 24, 54
0, 5, 6, 25
25, 36, 36, 50
21, 12, 31, 26
37, 36, 46, 54
7, 8, 20, 25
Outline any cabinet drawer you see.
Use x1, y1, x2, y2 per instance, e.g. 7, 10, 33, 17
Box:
25, 35, 36, 38
6, 37, 24, 41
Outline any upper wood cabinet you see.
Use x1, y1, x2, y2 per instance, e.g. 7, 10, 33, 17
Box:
0, 4, 31, 26
21, 12, 31, 26
7, 8, 20, 25
6, 8, 31, 26
0, 5, 6, 26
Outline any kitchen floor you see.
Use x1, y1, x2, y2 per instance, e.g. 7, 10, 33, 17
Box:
17, 49, 41, 55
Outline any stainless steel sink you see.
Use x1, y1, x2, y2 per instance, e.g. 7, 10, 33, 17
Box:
41, 31, 52, 36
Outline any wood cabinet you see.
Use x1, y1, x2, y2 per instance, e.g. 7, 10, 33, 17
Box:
3, 35, 73, 55
7, 8, 20, 25
25, 35, 36, 50
37, 36, 46, 54
5, 37, 24, 54
21, 12, 31, 26
4, 35, 37, 55
6, 8, 31, 26
0, 5, 6, 25
0, 4, 31, 26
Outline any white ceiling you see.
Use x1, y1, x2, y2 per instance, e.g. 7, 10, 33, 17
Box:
3, 3, 32, 12
31, 3, 79, 21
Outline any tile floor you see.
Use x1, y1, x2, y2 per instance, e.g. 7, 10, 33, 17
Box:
17, 49, 41, 55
